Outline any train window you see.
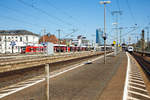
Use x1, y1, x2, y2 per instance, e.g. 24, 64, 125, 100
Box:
30, 48, 33, 51
36, 48, 40, 51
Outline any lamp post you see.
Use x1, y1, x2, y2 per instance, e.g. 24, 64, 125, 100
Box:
100, 1, 111, 64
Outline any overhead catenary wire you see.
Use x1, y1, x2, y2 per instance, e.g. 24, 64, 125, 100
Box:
0, 1, 67, 30
126, 0, 137, 25
45, 0, 88, 37
18, 0, 88, 38
0, 14, 42, 29
45, 0, 73, 19
0, 4, 45, 28
17, 0, 74, 27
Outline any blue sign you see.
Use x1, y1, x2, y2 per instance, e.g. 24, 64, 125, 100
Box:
10, 41, 16, 46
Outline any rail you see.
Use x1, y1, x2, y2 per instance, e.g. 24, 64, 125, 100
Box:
132, 52, 150, 77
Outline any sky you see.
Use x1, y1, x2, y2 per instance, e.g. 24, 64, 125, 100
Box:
0, 0, 150, 44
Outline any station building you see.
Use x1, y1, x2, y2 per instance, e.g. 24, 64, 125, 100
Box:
0, 30, 39, 53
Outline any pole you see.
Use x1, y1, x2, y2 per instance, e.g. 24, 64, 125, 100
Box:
12, 45, 14, 53
104, 4, 106, 64
129, 36, 131, 45
147, 28, 149, 51
57, 29, 61, 53
142, 30, 145, 56
119, 27, 122, 45
137, 36, 138, 51
43, 29, 46, 53
119, 27, 122, 52
5, 35, 6, 54
111, 11, 122, 54
45, 64, 50, 100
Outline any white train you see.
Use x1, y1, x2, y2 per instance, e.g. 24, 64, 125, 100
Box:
128, 46, 134, 52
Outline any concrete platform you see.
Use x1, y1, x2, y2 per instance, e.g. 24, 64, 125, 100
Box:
1, 52, 128, 100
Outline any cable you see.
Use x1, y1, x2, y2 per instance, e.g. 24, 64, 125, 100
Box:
126, 0, 137, 24
45, 0, 73, 19
45, 0, 88, 36
0, 4, 43, 27
0, 1, 65, 29
17, 0, 74, 27
0, 14, 41, 28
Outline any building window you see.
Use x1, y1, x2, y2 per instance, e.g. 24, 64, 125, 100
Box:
0, 37, 1, 41
15, 36, 18, 41
26, 36, 28, 42
8, 37, 11, 42
20, 37, 22, 42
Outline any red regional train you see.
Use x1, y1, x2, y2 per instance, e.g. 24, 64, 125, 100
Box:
21, 46, 46, 53
21, 44, 92, 53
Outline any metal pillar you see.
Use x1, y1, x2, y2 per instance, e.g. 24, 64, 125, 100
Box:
142, 30, 145, 56
57, 29, 61, 53
112, 11, 122, 54
104, 4, 106, 64
45, 64, 50, 100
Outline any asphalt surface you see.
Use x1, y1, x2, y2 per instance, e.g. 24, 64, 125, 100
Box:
2, 52, 126, 100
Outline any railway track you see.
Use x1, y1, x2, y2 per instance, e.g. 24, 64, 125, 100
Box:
131, 52, 150, 77
0, 52, 105, 89
0, 51, 99, 73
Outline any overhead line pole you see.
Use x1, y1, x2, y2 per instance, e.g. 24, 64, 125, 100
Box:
56, 29, 61, 53
119, 27, 123, 46
112, 11, 122, 54
145, 27, 150, 51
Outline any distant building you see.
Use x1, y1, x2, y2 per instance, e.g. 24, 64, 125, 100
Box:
96, 28, 104, 46
39, 34, 69, 45
0, 30, 39, 53
39, 34, 58, 44
72, 35, 89, 47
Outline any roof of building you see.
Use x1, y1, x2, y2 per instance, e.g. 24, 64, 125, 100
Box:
39, 34, 59, 44
39, 34, 68, 45
0, 30, 39, 36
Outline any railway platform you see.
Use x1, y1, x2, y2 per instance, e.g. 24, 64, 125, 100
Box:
0, 52, 150, 100
99, 52, 150, 100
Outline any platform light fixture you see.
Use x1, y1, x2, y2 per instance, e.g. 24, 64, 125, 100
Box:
99, 1, 111, 64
